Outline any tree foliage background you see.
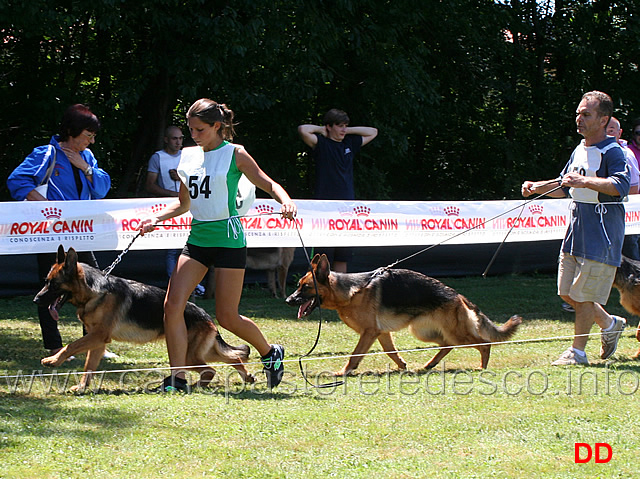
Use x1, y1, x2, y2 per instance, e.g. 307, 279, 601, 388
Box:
1, 0, 639, 202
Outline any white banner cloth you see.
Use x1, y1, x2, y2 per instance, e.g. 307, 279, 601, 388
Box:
2, 196, 640, 254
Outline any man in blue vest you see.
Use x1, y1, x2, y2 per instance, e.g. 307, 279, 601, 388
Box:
522, 91, 630, 366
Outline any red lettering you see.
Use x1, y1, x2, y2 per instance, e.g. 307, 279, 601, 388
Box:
575, 443, 592, 463
575, 443, 612, 463
595, 443, 612, 463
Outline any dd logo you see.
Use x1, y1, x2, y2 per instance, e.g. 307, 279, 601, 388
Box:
574, 443, 612, 464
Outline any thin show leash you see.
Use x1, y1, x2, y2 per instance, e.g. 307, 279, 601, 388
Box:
98, 184, 563, 388
381, 179, 565, 272
293, 222, 345, 389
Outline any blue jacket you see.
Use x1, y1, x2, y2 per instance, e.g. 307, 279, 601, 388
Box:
7, 136, 111, 201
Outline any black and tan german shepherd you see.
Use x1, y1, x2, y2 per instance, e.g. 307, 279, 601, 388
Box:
34, 245, 254, 392
286, 254, 522, 375
613, 255, 640, 359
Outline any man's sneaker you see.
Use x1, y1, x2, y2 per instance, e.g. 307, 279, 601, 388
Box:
156, 375, 190, 393
551, 348, 590, 366
261, 344, 285, 389
600, 316, 626, 359
561, 302, 575, 313
103, 350, 118, 359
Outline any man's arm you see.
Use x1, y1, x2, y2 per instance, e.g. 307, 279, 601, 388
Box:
346, 126, 378, 146
297, 124, 325, 148
145, 171, 179, 197
561, 172, 624, 197
522, 179, 565, 198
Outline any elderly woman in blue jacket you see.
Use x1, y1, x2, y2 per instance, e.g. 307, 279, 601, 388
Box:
8, 104, 110, 201
7, 104, 112, 358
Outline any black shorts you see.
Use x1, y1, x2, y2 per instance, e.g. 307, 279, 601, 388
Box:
181, 243, 247, 269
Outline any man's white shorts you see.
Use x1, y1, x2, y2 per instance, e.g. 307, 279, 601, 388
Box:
557, 252, 616, 305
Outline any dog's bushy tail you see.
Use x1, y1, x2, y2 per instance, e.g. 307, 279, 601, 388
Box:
463, 297, 522, 342
214, 333, 251, 361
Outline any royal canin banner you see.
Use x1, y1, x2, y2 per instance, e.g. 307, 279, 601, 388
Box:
2, 197, 640, 255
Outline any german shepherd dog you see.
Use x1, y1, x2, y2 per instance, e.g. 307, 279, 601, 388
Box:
286, 254, 522, 375
34, 245, 254, 392
612, 255, 640, 359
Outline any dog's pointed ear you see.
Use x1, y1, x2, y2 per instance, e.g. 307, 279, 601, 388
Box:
57, 244, 66, 264
315, 254, 331, 282
64, 247, 78, 272
311, 254, 321, 266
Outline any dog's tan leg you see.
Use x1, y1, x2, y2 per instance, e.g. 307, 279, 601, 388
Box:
192, 365, 217, 388
423, 346, 453, 370
41, 345, 73, 367
41, 332, 108, 367
266, 270, 278, 298
478, 345, 491, 369
633, 325, 640, 360
377, 332, 407, 370
231, 363, 255, 384
337, 329, 380, 376
276, 264, 288, 299
72, 345, 106, 393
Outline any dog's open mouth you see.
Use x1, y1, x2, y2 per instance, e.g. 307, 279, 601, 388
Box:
297, 297, 319, 319
48, 294, 69, 321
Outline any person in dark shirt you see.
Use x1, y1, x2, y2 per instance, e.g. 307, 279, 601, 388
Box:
298, 109, 377, 272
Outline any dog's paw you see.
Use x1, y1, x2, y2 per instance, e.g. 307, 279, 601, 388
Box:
41, 356, 62, 367
70, 384, 88, 394
334, 369, 356, 377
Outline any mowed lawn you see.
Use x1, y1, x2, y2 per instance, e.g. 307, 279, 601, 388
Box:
1, 273, 639, 478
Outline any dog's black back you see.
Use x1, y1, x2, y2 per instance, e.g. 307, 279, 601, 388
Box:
335, 268, 459, 313
377, 269, 459, 312
81, 263, 212, 333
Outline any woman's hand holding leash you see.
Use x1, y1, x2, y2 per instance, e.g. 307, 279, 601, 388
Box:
280, 201, 297, 220
138, 218, 159, 236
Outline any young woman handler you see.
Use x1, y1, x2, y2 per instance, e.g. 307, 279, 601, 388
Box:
140, 99, 297, 391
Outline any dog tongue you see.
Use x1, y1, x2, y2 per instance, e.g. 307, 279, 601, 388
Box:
298, 300, 313, 319
48, 303, 59, 321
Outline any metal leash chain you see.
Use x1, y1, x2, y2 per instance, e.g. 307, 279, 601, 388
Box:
102, 231, 142, 277
99, 212, 283, 278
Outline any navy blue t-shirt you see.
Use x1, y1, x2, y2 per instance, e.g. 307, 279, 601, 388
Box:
313, 134, 363, 200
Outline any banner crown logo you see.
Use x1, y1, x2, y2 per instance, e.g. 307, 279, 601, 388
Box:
256, 204, 275, 215
444, 206, 460, 217
529, 204, 544, 215
41, 207, 62, 220
353, 206, 371, 217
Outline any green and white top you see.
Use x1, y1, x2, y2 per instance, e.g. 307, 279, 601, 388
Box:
177, 142, 246, 248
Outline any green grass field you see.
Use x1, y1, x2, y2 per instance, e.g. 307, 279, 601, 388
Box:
1, 274, 639, 478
